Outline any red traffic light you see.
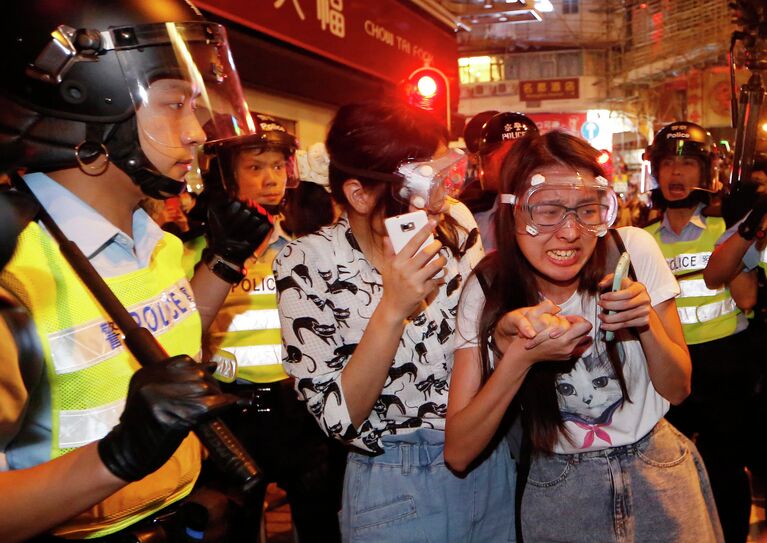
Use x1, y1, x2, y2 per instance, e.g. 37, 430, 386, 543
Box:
597, 149, 614, 179
403, 67, 450, 129
416, 75, 438, 99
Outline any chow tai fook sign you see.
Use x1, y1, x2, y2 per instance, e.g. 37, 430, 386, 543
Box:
196, 0, 459, 85
520, 78, 580, 101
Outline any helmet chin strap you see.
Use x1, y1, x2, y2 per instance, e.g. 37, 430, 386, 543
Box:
104, 117, 185, 200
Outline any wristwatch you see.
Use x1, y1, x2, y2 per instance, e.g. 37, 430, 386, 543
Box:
203, 250, 245, 284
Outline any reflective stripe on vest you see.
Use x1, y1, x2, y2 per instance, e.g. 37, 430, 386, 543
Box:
677, 278, 723, 298
645, 217, 741, 344
226, 344, 282, 367
0, 222, 203, 538
227, 308, 281, 332
49, 280, 196, 375
676, 297, 738, 324
59, 398, 126, 448
664, 251, 710, 274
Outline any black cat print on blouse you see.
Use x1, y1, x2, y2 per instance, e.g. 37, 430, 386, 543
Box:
273, 202, 483, 453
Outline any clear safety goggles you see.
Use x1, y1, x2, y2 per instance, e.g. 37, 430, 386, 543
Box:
393, 148, 468, 212
330, 148, 468, 213
500, 171, 618, 237
114, 22, 254, 152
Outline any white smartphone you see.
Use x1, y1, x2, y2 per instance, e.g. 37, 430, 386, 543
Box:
384, 210, 444, 278
605, 251, 630, 342
385, 210, 433, 254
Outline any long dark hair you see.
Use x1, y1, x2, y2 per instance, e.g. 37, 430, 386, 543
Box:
325, 101, 465, 255
471, 130, 630, 453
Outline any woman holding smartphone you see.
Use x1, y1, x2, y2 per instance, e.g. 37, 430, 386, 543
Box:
446, 131, 723, 542
274, 101, 516, 542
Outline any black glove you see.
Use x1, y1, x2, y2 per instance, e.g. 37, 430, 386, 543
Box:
98, 354, 236, 482
203, 196, 273, 283
738, 193, 767, 241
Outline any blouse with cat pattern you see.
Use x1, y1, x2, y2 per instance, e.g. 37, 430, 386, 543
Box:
456, 227, 681, 454
274, 201, 483, 453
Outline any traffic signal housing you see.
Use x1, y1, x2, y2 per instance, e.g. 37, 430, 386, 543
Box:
403, 66, 451, 130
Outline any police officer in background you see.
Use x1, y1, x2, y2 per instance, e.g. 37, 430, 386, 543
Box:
459, 112, 538, 251
644, 121, 761, 543
0, 1, 271, 540
191, 116, 344, 543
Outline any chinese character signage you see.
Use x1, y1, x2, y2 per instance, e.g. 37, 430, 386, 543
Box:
527, 112, 587, 136
197, 0, 458, 85
520, 78, 579, 101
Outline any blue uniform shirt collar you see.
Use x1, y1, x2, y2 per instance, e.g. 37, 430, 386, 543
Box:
24, 172, 164, 265
659, 202, 707, 232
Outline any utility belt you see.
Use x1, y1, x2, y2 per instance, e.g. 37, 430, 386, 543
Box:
30, 488, 229, 543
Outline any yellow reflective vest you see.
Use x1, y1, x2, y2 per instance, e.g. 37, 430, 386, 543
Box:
187, 225, 289, 384
646, 217, 741, 345
0, 222, 203, 539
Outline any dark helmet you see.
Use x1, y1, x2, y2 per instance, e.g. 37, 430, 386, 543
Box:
0, 0, 253, 199
201, 114, 300, 198
646, 121, 719, 192
478, 112, 539, 155
463, 110, 498, 155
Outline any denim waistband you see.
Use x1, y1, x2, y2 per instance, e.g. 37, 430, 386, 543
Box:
550, 419, 667, 463
349, 428, 446, 469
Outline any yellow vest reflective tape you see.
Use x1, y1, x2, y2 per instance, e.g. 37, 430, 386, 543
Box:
664, 251, 710, 274
677, 278, 724, 298
48, 279, 196, 374
59, 398, 126, 448
226, 308, 281, 333
226, 344, 282, 367
676, 297, 738, 324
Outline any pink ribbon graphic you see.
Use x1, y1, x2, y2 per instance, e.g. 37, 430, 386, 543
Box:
574, 421, 613, 448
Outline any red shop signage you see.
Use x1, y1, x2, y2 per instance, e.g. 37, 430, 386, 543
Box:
520, 78, 579, 101
197, 0, 459, 85
527, 112, 587, 135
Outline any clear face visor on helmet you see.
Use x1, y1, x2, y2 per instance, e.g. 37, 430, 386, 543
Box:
501, 171, 618, 237
393, 148, 468, 212
113, 22, 254, 170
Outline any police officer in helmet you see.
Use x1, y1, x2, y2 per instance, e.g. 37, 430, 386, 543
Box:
191, 114, 345, 543
644, 121, 761, 543
0, 0, 271, 540
460, 111, 538, 251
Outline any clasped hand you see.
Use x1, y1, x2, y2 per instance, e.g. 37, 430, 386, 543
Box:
495, 299, 592, 367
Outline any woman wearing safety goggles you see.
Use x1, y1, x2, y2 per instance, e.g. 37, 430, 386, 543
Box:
273, 101, 516, 542
447, 131, 723, 542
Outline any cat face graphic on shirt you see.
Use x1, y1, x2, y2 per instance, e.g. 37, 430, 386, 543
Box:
556, 347, 624, 426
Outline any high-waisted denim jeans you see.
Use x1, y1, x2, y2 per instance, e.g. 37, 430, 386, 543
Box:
521, 419, 724, 543
340, 428, 517, 543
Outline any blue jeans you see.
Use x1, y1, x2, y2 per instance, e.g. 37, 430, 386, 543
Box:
521, 419, 724, 543
340, 428, 516, 543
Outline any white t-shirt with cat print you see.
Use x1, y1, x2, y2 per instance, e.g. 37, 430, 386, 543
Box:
455, 226, 680, 453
